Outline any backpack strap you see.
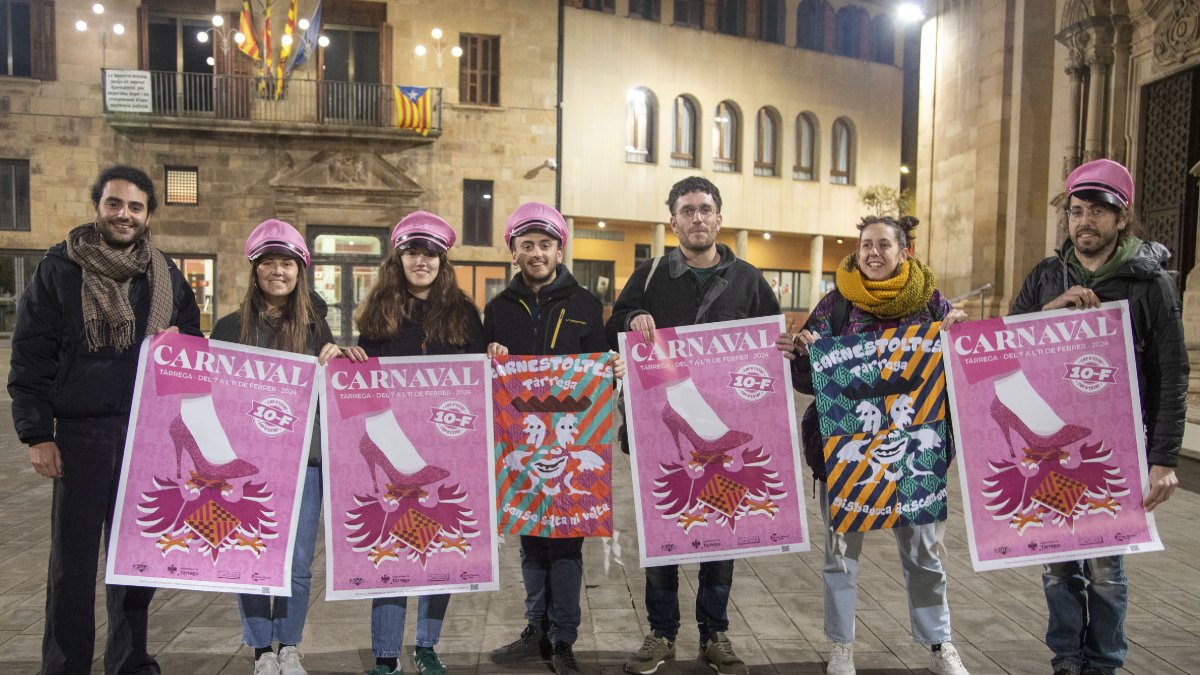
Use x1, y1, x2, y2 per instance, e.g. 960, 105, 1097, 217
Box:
829, 289, 851, 336
644, 255, 663, 293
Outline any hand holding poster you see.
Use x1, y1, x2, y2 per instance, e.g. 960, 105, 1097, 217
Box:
492, 353, 615, 538
619, 315, 809, 566
321, 354, 497, 600
808, 324, 950, 533
107, 332, 319, 595
942, 301, 1162, 571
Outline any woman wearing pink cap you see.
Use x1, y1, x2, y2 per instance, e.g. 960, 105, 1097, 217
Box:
211, 219, 367, 675
355, 211, 485, 675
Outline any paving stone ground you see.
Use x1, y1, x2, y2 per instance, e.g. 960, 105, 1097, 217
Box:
0, 348, 1197, 674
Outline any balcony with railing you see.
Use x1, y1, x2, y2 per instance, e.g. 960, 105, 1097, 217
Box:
101, 69, 443, 142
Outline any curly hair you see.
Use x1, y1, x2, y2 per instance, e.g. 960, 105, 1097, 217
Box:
665, 176, 722, 216
91, 165, 158, 214
856, 214, 919, 249
355, 248, 477, 346
234, 257, 319, 354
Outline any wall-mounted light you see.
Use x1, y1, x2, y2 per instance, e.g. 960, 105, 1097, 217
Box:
763, 232, 772, 240
597, 221, 607, 229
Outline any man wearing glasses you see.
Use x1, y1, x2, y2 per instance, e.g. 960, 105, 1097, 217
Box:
1010, 158, 1185, 675
606, 176, 779, 675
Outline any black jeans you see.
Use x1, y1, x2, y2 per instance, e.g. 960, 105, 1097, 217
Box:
519, 535, 584, 646
42, 417, 159, 675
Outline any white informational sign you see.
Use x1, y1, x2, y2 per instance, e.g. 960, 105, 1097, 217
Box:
104, 70, 153, 113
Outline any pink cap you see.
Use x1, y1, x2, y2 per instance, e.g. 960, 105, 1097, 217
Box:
245, 219, 310, 267
1065, 159, 1134, 209
391, 211, 456, 253
504, 202, 568, 248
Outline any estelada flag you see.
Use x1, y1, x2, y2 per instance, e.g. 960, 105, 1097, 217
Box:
395, 85, 432, 136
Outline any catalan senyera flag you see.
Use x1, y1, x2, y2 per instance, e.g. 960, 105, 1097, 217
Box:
237, 0, 260, 61
274, 0, 297, 99
262, 0, 273, 92
395, 85, 432, 135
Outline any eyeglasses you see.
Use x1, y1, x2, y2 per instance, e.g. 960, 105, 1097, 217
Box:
675, 204, 717, 220
1066, 205, 1116, 221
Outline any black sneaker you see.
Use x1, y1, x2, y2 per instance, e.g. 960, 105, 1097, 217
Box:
552, 642, 583, 675
490, 623, 551, 662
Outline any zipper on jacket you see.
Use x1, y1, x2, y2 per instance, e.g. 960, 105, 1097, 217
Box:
550, 308, 566, 350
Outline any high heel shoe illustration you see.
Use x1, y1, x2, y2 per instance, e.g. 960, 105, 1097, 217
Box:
170, 416, 258, 482
661, 405, 752, 466
989, 398, 1090, 464
360, 434, 449, 500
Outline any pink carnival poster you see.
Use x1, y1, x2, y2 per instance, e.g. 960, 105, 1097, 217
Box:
107, 332, 319, 595
619, 315, 810, 567
942, 301, 1163, 571
493, 353, 615, 538
321, 354, 497, 600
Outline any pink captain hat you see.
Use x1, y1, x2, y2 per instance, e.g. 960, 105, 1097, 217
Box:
391, 211, 457, 253
245, 219, 310, 267
1065, 159, 1134, 209
504, 202, 568, 248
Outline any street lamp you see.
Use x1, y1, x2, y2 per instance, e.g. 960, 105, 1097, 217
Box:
197, 14, 245, 68
896, 2, 926, 24
75, 3, 125, 69
414, 27, 462, 84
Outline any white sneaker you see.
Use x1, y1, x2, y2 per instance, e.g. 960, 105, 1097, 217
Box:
253, 652, 282, 675
930, 643, 970, 675
277, 646, 307, 675
827, 643, 855, 675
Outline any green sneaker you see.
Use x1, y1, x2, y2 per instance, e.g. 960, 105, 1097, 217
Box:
624, 631, 675, 674
699, 632, 747, 675
368, 666, 401, 675
412, 647, 447, 675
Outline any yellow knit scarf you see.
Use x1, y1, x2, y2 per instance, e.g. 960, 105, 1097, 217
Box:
835, 254, 936, 319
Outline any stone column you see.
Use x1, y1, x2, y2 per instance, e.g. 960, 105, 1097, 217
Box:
564, 217, 575, 268
652, 223, 665, 256
1083, 53, 1112, 162
735, 230, 749, 260
1065, 63, 1086, 170
808, 234, 825, 310
1108, 23, 1131, 164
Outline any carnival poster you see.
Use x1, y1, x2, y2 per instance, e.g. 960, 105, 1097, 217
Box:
942, 301, 1162, 571
321, 354, 497, 600
493, 353, 615, 538
809, 324, 950, 533
619, 315, 809, 566
107, 332, 319, 595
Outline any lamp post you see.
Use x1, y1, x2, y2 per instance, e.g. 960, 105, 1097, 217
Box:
75, 3, 125, 69
197, 15, 245, 69
414, 27, 462, 86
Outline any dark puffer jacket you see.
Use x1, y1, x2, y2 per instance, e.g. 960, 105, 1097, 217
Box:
357, 296, 486, 358
605, 244, 780, 348
210, 292, 335, 466
1010, 241, 1188, 467
9, 239, 202, 445
483, 265, 608, 356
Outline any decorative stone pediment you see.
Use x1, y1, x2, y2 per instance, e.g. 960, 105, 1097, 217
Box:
268, 151, 423, 197
1152, 0, 1200, 65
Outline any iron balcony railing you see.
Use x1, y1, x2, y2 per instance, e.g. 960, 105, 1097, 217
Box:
101, 69, 443, 134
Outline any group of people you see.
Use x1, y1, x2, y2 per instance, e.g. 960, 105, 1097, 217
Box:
7, 162, 1183, 675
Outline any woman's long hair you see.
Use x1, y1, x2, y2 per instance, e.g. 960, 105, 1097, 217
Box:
236, 259, 317, 354
355, 248, 476, 346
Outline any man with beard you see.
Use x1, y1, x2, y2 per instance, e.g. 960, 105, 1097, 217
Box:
605, 176, 779, 675
9, 165, 201, 674
1010, 158, 1185, 675
484, 202, 614, 675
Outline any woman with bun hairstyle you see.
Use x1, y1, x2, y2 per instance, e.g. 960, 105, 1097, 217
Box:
776, 215, 971, 675
211, 219, 367, 675
355, 211, 486, 675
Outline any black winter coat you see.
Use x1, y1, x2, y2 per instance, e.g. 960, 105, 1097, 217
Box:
357, 296, 486, 358
483, 265, 608, 356
9, 239, 202, 445
1010, 241, 1188, 467
210, 292, 336, 466
605, 244, 780, 349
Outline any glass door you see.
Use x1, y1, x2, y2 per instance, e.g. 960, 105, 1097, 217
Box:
309, 227, 388, 346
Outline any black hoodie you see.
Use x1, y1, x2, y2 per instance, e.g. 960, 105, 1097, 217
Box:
483, 264, 608, 356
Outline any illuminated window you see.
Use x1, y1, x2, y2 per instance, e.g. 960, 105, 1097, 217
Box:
794, 112, 818, 181
626, 87, 656, 164
712, 100, 740, 173
164, 166, 198, 206
831, 117, 854, 185
754, 107, 780, 177
672, 95, 697, 168
170, 255, 216, 333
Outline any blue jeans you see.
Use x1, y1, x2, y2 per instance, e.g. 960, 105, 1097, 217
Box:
820, 488, 951, 646
644, 560, 733, 644
370, 594, 451, 657
519, 535, 583, 646
1043, 556, 1128, 675
238, 466, 322, 648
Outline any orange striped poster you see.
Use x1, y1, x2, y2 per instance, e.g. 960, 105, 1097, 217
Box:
809, 323, 950, 533
492, 353, 615, 538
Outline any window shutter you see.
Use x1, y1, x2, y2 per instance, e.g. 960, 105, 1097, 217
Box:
30, 0, 56, 81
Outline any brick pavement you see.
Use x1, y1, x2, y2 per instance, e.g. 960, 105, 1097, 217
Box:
0, 366, 1197, 673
